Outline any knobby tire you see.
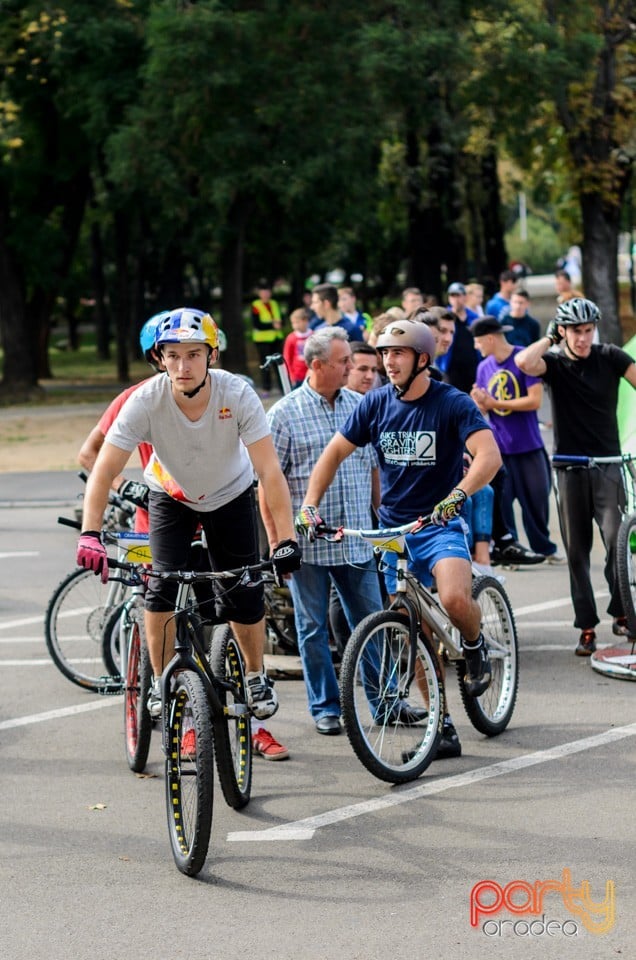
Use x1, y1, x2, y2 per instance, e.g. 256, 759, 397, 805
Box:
165, 671, 214, 877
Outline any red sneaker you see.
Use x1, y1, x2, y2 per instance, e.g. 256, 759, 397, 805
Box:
575, 629, 596, 656
252, 727, 289, 761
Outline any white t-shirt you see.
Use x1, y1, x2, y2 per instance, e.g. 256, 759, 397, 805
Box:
106, 371, 269, 511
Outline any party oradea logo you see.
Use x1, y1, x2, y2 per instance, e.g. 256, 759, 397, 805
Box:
470, 868, 615, 938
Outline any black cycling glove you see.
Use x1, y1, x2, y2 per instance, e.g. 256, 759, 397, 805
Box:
117, 479, 150, 510
271, 538, 302, 586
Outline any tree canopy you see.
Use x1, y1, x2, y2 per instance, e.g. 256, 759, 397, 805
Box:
1, 0, 634, 397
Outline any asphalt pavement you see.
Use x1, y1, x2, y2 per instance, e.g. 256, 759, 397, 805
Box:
1, 479, 635, 958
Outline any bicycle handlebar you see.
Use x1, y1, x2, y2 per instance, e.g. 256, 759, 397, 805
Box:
106, 555, 274, 586
315, 516, 433, 543
552, 453, 636, 466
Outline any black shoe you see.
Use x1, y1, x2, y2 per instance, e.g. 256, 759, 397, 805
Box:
434, 718, 462, 760
575, 629, 596, 656
462, 636, 492, 696
376, 699, 428, 726
491, 540, 545, 566
315, 715, 342, 735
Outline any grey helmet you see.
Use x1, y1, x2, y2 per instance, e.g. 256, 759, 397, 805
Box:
376, 319, 436, 359
555, 297, 600, 326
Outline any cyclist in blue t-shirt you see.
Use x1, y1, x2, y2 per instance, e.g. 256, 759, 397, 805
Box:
296, 318, 503, 756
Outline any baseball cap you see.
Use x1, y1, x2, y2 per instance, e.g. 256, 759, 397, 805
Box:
470, 316, 513, 337
447, 282, 466, 296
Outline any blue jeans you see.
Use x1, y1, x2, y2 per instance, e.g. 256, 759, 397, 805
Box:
462, 486, 494, 548
289, 559, 383, 720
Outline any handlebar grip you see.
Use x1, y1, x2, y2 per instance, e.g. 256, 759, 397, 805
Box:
57, 516, 81, 530
551, 455, 589, 464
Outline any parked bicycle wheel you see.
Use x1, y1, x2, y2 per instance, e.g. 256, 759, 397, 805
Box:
456, 575, 519, 736
120, 597, 153, 773
616, 513, 636, 636
208, 625, 253, 809
263, 573, 298, 655
101, 601, 126, 679
45, 567, 125, 692
165, 671, 214, 877
339, 611, 444, 784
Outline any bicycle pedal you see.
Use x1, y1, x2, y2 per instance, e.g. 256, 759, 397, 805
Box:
97, 676, 124, 696
225, 703, 250, 718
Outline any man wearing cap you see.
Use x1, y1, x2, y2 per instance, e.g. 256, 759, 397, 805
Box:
470, 317, 559, 562
436, 282, 480, 394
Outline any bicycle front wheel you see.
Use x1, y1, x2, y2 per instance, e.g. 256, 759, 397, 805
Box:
457, 576, 519, 736
122, 598, 153, 773
339, 611, 444, 784
208, 625, 253, 809
45, 567, 125, 691
165, 671, 214, 877
616, 513, 636, 636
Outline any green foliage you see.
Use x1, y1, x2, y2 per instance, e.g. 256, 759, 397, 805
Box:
505, 213, 563, 274
1, 0, 635, 391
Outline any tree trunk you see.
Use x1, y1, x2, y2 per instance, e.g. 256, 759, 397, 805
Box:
220, 195, 252, 374
112, 209, 131, 382
580, 192, 623, 344
29, 287, 56, 380
0, 188, 39, 398
91, 220, 110, 361
479, 147, 507, 286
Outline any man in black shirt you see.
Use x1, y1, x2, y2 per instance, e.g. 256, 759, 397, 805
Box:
517, 298, 636, 654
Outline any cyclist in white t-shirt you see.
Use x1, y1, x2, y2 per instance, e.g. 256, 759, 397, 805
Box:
76, 307, 300, 721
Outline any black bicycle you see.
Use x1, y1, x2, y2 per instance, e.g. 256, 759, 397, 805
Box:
109, 555, 274, 877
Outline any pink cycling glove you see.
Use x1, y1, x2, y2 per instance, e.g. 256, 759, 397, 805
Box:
77, 531, 109, 584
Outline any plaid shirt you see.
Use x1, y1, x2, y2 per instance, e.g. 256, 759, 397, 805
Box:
266, 381, 378, 566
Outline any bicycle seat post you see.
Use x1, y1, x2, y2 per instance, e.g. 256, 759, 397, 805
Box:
395, 554, 408, 593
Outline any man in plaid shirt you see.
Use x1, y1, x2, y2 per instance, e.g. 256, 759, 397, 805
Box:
260, 328, 425, 735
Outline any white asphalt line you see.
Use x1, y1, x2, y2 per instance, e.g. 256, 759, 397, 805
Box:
0, 636, 46, 644
514, 589, 607, 617
0, 698, 117, 730
0, 616, 45, 630
2, 659, 54, 666
227, 722, 636, 843
0, 552, 39, 559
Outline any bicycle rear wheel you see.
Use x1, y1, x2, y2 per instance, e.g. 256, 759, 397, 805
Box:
456, 576, 519, 736
208, 625, 253, 809
121, 598, 153, 773
45, 567, 125, 692
616, 513, 636, 636
339, 611, 444, 784
165, 671, 214, 877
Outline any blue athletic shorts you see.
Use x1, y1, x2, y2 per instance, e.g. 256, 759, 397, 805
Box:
381, 518, 471, 594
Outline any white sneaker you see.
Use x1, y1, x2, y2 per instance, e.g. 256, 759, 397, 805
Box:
547, 552, 567, 565
147, 678, 162, 719
472, 562, 506, 585
246, 671, 279, 719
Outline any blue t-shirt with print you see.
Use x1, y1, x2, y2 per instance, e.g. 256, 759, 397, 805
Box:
340, 379, 490, 525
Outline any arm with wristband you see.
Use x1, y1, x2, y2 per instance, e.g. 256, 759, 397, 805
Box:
76, 442, 133, 580
431, 428, 501, 526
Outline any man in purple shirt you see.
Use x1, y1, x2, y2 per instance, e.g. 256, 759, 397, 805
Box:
470, 316, 560, 560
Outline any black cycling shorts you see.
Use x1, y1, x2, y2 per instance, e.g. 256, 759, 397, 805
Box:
144, 485, 264, 625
